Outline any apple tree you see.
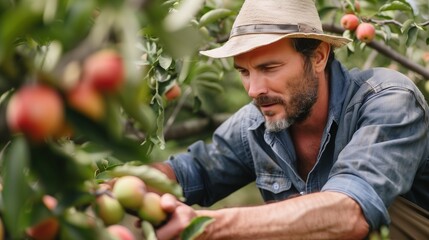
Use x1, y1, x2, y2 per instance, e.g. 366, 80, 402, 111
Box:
0, 0, 233, 239
0, 0, 428, 239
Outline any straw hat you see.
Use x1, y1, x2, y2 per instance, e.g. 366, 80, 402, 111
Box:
200, 0, 351, 58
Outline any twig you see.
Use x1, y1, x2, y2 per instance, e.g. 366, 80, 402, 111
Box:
369, 19, 402, 27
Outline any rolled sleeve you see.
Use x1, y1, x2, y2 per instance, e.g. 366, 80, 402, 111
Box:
322, 174, 389, 229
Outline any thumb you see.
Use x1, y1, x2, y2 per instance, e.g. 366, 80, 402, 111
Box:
160, 193, 180, 213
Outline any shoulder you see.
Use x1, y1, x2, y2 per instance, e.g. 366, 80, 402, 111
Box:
350, 67, 417, 92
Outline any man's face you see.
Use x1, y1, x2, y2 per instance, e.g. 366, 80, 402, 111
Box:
234, 39, 319, 132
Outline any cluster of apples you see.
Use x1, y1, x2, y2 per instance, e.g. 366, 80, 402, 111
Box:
21, 176, 167, 240
341, 13, 376, 43
5, 49, 125, 143
94, 175, 167, 239
95, 176, 167, 226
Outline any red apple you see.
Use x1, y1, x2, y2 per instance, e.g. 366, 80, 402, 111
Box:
106, 225, 135, 240
26, 217, 59, 240
356, 22, 376, 43
112, 176, 147, 210
26, 195, 60, 240
83, 50, 125, 93
165, 83, 181, 101
341, 14, 359, 31
137, 192, 167, 226
94, 194, 125, 226
0, 217, 4, 240
6, 84, 64, 142
67, 82, 105, 121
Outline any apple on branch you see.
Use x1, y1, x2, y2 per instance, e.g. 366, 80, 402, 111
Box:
341, 14, 360, 31
356, 22, 376, 43
6, 84, 64, 142
83, 49, 125, 93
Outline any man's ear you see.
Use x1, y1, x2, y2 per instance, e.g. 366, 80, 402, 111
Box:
312, 42, 331, 73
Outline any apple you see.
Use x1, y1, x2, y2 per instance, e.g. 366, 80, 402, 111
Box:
83, 50, 124, 93
94, 194, 125, 226
356, 22, 376, 43
26, 195, 59, 240
164, 83, 181, 101
67, 82, 105, 121
6, 84, 64, 142
26, 217, 59, 240
137, 192, 167, 226
106, 225, 135, 240
0, 217, 4, 240
340, 14, 359, 31
112, 176, 146, 210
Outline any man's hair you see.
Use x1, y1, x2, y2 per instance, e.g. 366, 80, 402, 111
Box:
291, 38, 335, 73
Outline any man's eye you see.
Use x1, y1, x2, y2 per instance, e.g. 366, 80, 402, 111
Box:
237, 69, 249, 76
262, 66, 277, 72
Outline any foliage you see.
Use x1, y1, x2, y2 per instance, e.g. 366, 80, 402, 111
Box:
0, 0, 427, 239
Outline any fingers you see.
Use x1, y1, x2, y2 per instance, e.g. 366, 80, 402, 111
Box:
160, 193, 180, 213
156, 203, 197, 240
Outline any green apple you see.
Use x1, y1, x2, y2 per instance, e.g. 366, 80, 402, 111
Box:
112, 176, 146, 210
94, 194, 125, 226
138, 192, 167, 226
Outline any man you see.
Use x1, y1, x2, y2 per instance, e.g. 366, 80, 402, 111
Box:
152, 0, 429, 239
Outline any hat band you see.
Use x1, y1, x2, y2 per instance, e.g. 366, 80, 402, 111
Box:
230, 23, 323, 38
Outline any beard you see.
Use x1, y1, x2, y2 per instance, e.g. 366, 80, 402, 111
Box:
253, 67, 319, 132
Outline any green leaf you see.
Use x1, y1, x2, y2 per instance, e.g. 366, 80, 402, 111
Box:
105, 164, 184, 200
406, 26, 418, 47
199, 9, 232, 27
29, 143, 94, 195
196, 80, 224, 93
1, 137, 33, 238
401, 19, 414, 33
60, 210, 104, 239
180, 216, 215, 240
379, 1, 412, 12
381, 25, 392, 43
67, 106, 152, 163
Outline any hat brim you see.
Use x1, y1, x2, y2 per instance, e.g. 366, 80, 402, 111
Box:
200, 33, 351, 58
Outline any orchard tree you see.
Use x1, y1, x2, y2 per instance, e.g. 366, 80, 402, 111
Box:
0, 0, 427, 240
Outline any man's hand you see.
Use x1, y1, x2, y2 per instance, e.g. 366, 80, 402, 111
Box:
156, 194, 197, 240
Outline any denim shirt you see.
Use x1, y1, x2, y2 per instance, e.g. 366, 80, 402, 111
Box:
167, 60, 429, 230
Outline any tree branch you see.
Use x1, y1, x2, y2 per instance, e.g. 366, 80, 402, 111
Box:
323, 24, 429, 80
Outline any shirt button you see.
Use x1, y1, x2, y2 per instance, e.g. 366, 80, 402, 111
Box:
273, 182, 280, 190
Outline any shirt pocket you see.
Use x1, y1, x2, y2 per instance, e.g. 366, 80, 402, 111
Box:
256, 173, 292, 194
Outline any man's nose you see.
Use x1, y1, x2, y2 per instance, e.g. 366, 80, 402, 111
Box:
247, 74, 268, 98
